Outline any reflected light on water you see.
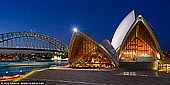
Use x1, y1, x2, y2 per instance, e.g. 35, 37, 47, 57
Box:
19, 70, 22, 73
5, 71, 8, 74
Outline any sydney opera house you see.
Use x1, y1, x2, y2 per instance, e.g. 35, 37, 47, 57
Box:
68, 10, 161, 68
111, 10, 161, 62
68, 31, 119, 68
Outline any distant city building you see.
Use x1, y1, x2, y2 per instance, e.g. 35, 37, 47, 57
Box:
165, 50, 170, 58
111, 10, 162, 62
68, 31, 118, 68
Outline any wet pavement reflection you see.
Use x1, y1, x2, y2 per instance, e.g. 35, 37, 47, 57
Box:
116, 67, 170, 78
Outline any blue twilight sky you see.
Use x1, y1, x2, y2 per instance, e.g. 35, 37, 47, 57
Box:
0, 0, 169, 51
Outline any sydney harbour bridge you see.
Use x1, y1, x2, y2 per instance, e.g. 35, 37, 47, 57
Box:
0, 31, 68, 53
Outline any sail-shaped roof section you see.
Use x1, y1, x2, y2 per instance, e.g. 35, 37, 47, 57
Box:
100, 39, 119, 66
111, 10, 161, 62
68, 31, 118, 68
111, 10, 136, 51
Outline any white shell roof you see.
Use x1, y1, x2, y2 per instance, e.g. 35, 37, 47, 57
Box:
111, 10, 136, 51
100, 39, 119, 66
70, 31, 119, 66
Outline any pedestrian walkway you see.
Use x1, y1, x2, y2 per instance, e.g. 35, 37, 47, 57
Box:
19, 68, 170, 85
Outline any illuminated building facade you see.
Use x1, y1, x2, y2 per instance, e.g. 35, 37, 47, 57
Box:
68, 31, 118, 68
111, 10, 161, 62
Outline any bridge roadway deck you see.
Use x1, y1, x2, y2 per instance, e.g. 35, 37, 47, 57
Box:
0, 47, 61, 52
20, 68, 170, 85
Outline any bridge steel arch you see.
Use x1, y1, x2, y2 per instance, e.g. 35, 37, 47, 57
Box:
0, 31, 68, 52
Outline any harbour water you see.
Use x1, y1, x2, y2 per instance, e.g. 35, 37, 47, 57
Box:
0, 61, 68, 77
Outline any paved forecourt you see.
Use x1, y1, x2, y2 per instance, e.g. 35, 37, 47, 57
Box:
18, 68, 170, 85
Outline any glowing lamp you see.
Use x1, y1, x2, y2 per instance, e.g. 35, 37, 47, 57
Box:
73, 27, 78, 32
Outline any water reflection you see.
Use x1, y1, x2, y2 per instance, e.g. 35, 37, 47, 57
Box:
0, 61, 68, 77
0, 66, 46, 77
